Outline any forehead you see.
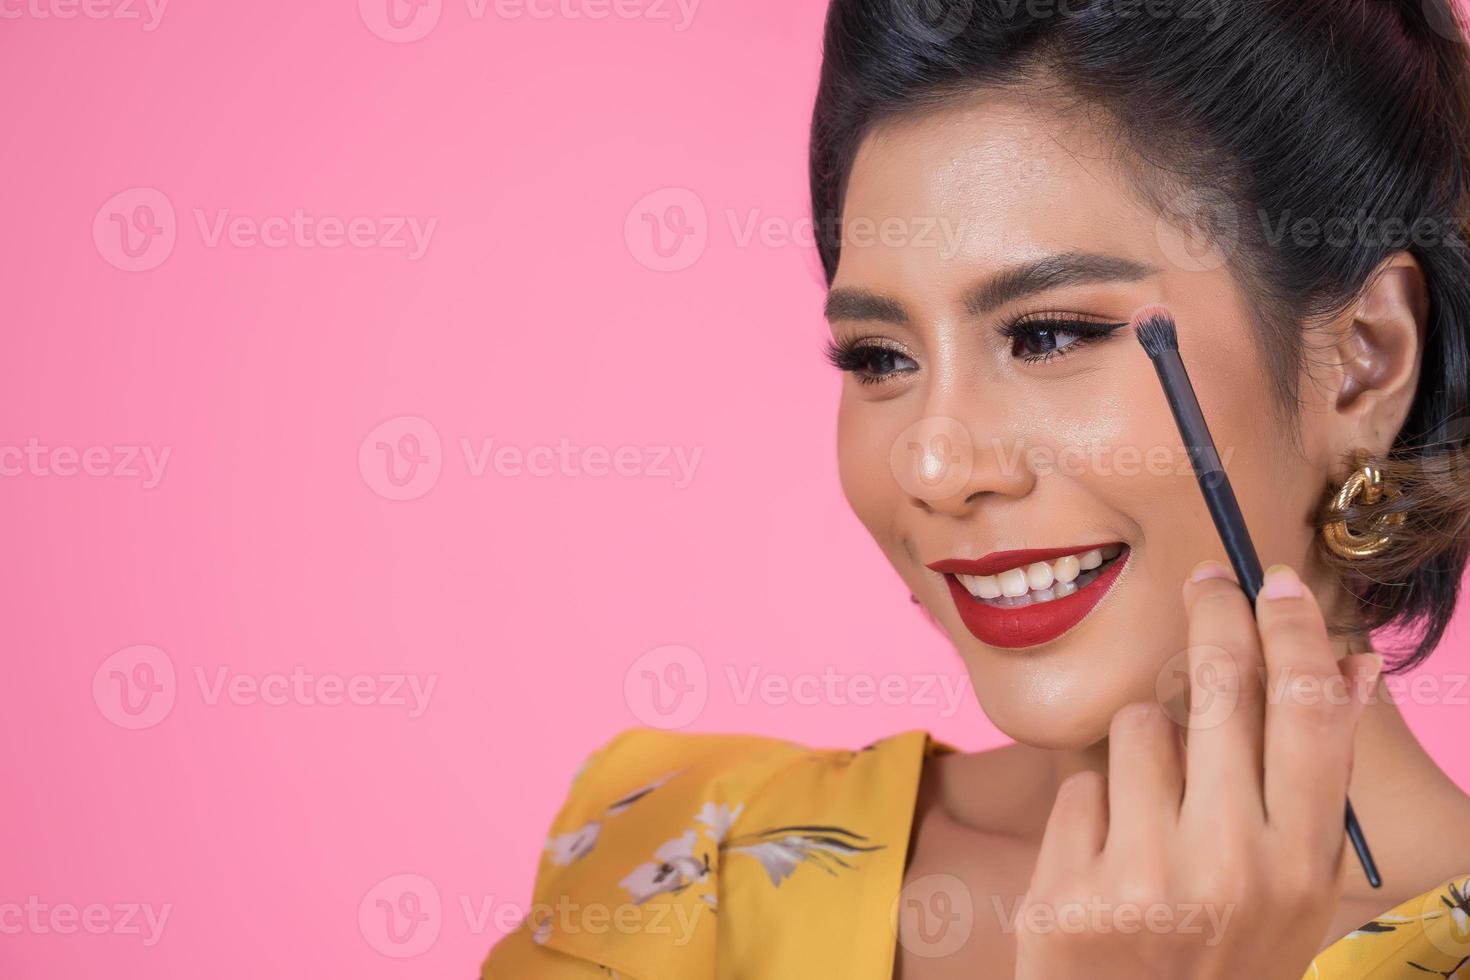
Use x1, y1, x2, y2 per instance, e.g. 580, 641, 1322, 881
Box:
837, 91, 1162, 278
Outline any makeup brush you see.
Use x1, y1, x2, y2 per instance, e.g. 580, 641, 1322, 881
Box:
1131, 303, 1381, 890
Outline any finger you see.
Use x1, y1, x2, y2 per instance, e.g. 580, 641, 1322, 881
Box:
1178, 561, 1267, 822
1033, 769, 1106, 885
1258, 565, 1377, 849
1104, 701, 1183, 859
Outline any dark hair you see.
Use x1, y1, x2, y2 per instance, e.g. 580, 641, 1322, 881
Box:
810, 0, 1470, 670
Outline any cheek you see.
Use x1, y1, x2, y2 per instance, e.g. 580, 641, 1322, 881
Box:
1016, 371, 1190, 506
835, 394, 899, 538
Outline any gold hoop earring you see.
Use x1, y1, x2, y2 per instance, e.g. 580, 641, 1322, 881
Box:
1321, 450, 1406, 560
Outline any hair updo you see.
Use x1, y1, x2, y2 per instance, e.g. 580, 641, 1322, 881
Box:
809, 0, 1470, 670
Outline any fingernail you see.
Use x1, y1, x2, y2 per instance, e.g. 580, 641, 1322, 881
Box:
1189, 560, 1233, 583
1260, 564, 1303, 600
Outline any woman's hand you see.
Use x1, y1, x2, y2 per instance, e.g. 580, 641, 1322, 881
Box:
1011, 561, 1382, 980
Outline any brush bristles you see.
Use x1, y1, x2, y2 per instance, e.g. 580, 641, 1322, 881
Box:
1130, 304, 1179, 359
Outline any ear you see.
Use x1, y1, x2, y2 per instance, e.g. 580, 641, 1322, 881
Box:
1327, 251, 1429, 462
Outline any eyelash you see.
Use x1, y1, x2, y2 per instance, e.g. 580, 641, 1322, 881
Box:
1000, 313, 1128, 364
824, 313, 1127, 384
823, 337, 917, 386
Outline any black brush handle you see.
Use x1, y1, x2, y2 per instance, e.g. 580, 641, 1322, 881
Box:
1152, 351, 1264, 597
1148, 349, 1382, 889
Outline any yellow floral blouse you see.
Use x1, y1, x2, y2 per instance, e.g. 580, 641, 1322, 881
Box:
481, 728, 1470, 979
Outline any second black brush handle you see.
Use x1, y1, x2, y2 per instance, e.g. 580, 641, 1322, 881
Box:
1150, 351, 1265, 600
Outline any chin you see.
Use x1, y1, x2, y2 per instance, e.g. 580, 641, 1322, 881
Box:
973, 690, 1116, 749
950, 640, 1163, 750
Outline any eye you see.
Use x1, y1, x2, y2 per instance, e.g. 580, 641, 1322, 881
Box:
824, 337, 919, 385
1001, 314, 1126, 364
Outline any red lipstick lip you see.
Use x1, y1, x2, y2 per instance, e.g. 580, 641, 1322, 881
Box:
926, 543, 1124, 577
937, 546, 1132, 650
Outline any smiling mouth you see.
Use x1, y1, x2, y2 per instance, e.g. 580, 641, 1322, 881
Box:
926, 543, 1132, 649
951, 544, 1124, 608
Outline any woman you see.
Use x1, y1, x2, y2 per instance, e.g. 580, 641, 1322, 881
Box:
483, 1, 1470, 976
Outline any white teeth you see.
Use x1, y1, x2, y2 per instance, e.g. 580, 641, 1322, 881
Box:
953, 545, 1126, 606
957, 573, 1002, 598
1025, 562, 1054, 591
1053, 554, 1080, 584
999, 568, 1030, 597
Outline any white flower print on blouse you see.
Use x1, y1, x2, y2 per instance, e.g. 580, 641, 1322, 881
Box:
542, 768, 684, 867
722, 824, 886, 888
606, 770, 682, 815
546, 820, 601, 866
616, 802, 886, 912
618, 830, 711, 904
694, 801, 743, 844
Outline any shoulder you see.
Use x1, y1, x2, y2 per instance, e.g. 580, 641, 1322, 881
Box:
557, 724, 948, 811
551, 726, 812, 820
482, 726, 950, 979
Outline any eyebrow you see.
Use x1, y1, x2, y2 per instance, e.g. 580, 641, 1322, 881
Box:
823, 252, 1158, 324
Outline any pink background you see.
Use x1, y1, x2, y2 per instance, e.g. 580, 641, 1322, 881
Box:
2, 1, 1467, 976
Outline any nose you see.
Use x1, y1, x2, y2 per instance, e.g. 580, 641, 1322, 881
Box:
891, 411, 1036, 518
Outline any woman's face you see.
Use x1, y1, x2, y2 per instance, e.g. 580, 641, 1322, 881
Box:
830, 91, 1340, 748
